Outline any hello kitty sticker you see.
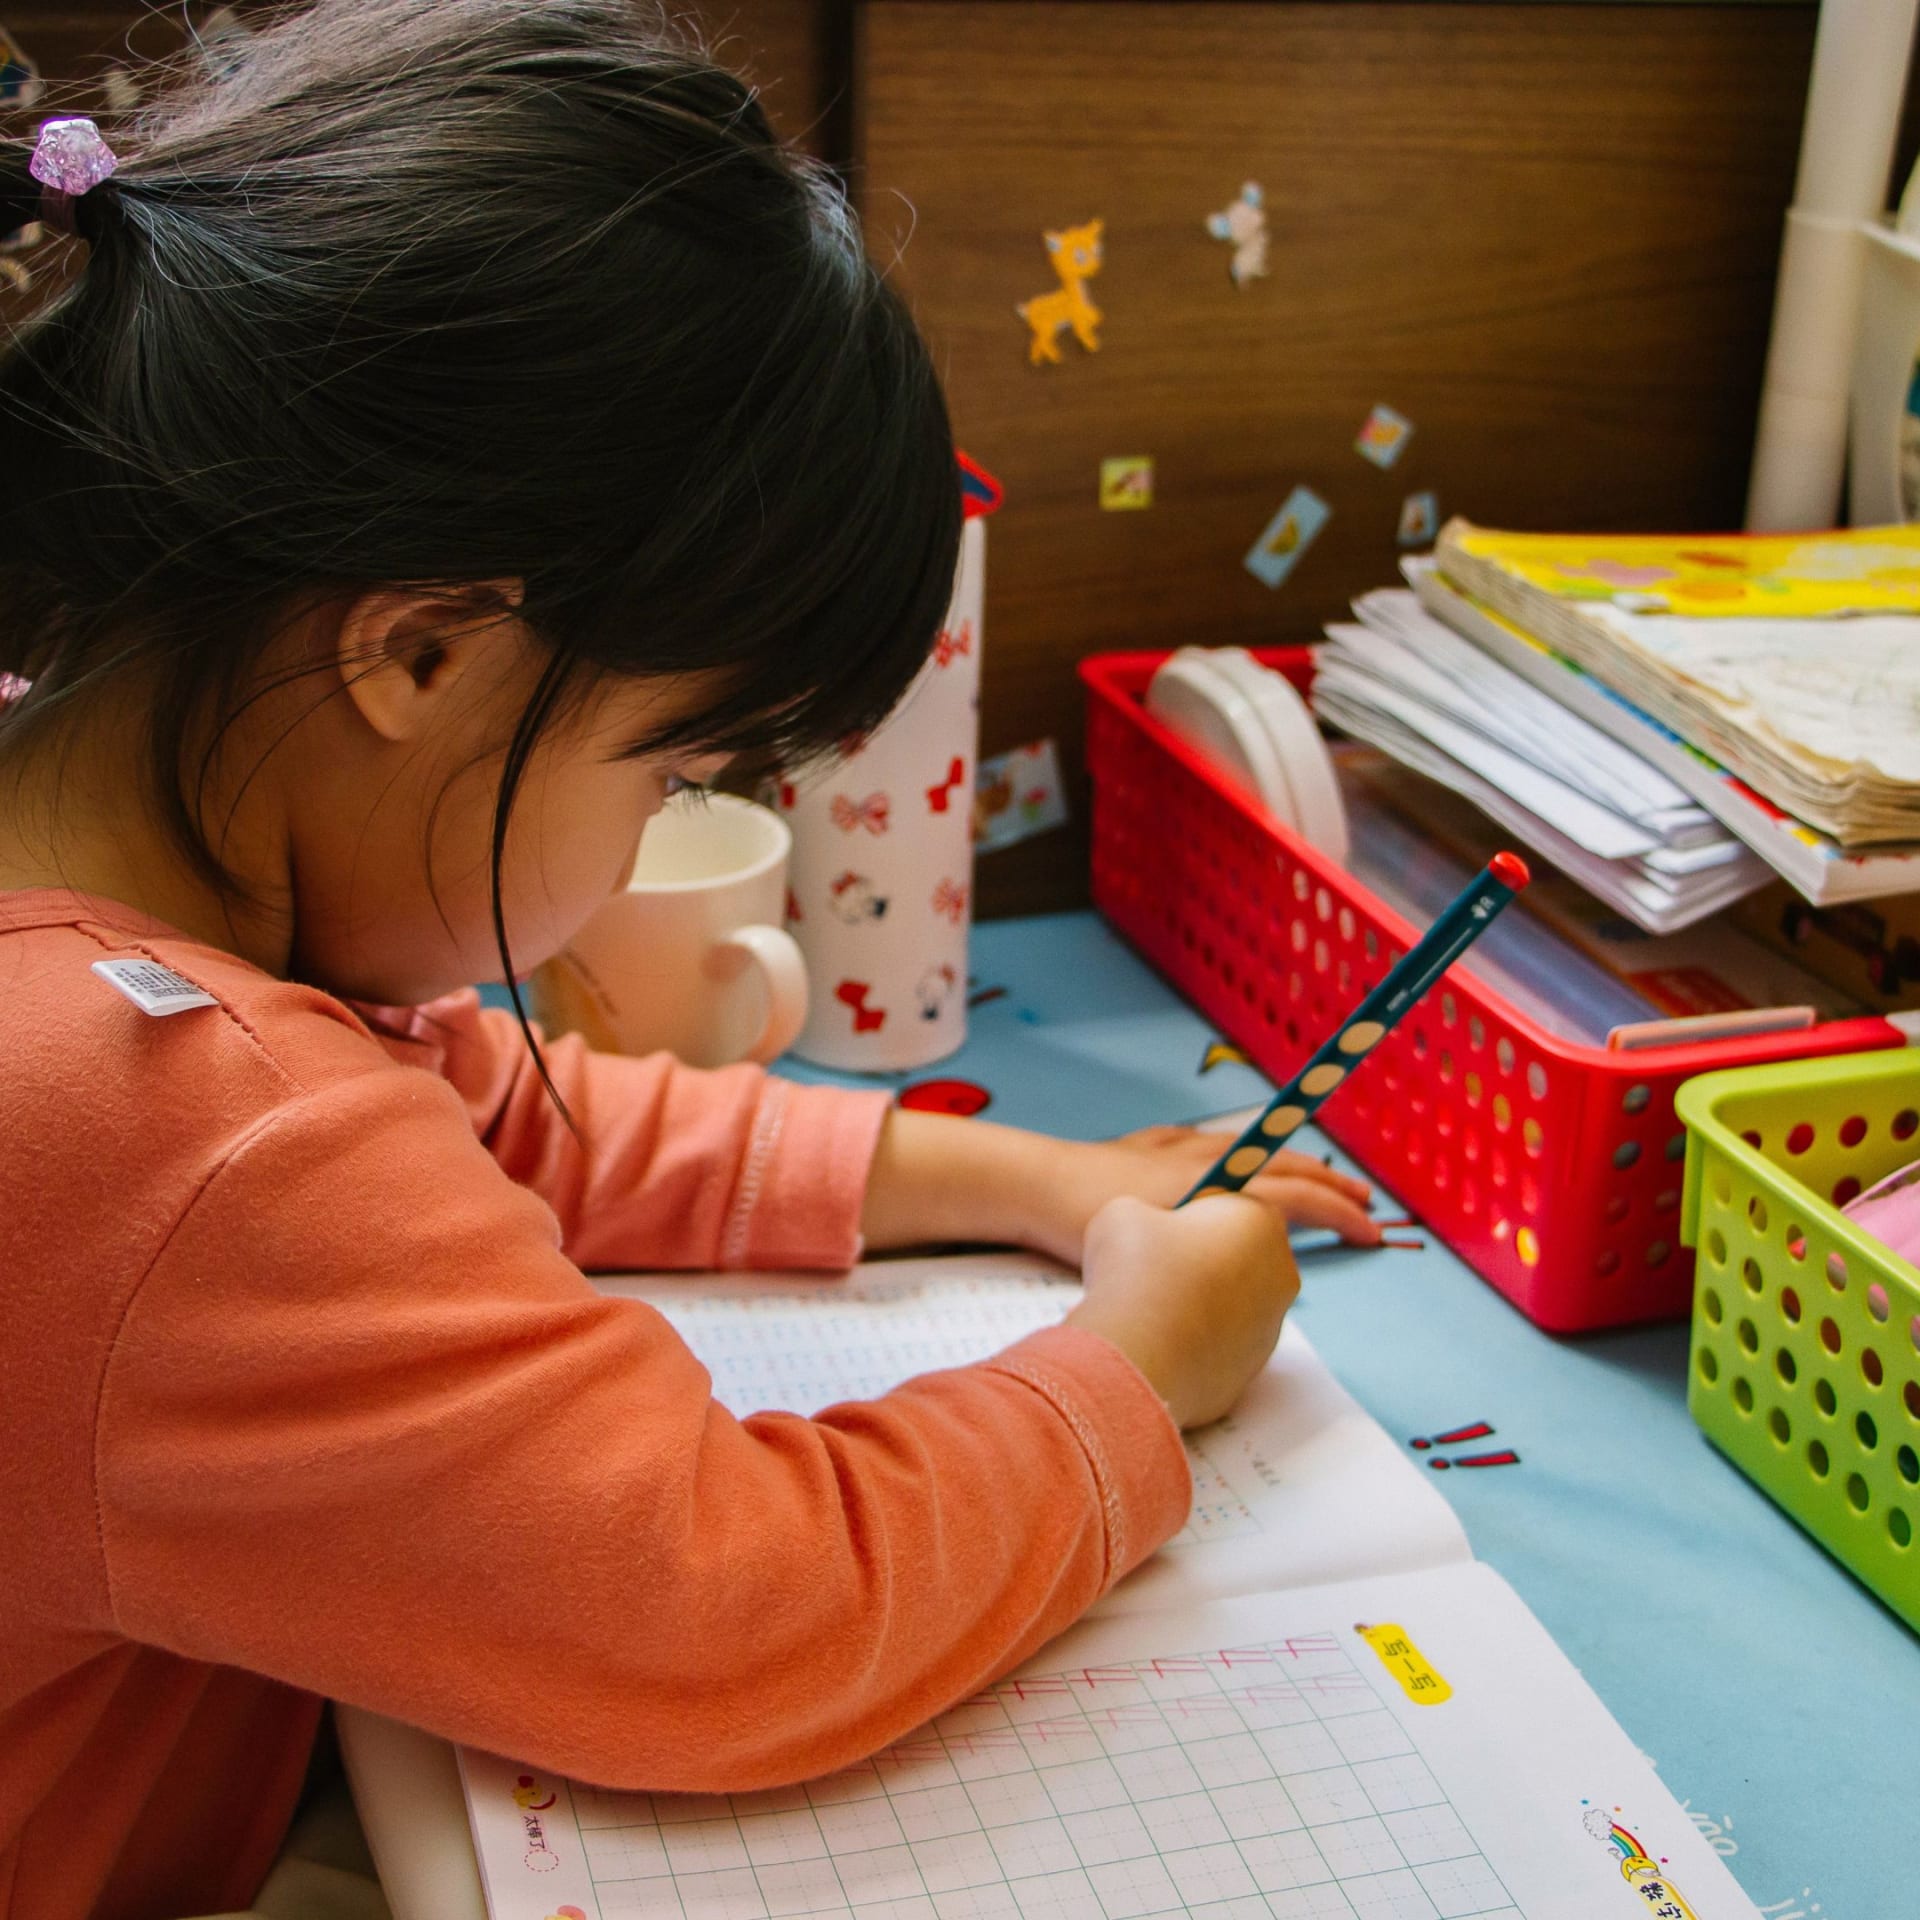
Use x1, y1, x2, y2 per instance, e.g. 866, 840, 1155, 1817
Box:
828, 872, 889, 924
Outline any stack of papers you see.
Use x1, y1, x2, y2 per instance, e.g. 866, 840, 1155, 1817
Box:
1313, 589, 1770, 933
1435, 519, 1920, 850
1410, 558, 1920, 906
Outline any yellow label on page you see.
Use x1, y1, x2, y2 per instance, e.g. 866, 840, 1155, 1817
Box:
1355, 1622, 1451, 1704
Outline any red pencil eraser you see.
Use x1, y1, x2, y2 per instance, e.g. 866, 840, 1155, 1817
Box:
1489, 851, 1531, 889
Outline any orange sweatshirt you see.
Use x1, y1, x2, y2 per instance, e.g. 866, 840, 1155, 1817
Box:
0, 889, 1191, 1920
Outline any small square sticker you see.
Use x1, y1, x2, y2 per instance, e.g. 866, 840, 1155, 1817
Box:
1243, 485, 1331, 589
975, 739, 1070, 851
92, 958, 219, 1016
1355, 403, 1414, 469
1397, 489, 1439, 547
1098, 456, 1154, 510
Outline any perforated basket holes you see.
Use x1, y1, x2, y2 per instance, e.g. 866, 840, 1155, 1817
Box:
1688, 1091, 1920, 1630
1713, 1083, 1920, 1215
1583, 1077, 1691, 1292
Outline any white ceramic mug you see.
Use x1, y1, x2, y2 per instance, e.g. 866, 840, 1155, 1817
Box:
530, 793, 808, 1068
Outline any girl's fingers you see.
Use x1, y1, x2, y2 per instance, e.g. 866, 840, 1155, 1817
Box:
1265, 1179, 1384, 1246
1104, 1122, 1373, 1208
1158, 1128, 1370, 1199
1257, 1149, 1370, 1203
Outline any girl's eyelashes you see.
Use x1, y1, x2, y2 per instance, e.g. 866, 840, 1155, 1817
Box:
662, 772, 711, 801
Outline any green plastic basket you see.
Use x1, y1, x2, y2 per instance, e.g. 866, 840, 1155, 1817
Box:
1679, 1050, 1920, 1633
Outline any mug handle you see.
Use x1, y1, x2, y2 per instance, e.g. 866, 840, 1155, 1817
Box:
719, 923, 810, 1064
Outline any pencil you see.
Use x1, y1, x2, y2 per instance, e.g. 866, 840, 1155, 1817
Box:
1178, 852, 1531, 1206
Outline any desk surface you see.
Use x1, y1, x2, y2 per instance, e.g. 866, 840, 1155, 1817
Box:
776, 911, 1915, 1920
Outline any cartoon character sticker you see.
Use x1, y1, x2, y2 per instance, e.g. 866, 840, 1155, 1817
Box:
1205, 182, 1269, 289
975, 740, 1070, 851
1355, 402, 1414, 469
916, 964, 958, 1022
1099, 456, 1155, 510
0, 22, 42, 108
1243, 485, 1331, 590
1584, 1807, 1699, 1918
1018, 219, 1104, 366
827, 871, 889, 924
1398, 489, 1439, 547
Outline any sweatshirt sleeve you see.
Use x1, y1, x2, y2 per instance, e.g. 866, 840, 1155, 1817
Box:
384, 990, 891, 1273
93, 1067, 1192, 1791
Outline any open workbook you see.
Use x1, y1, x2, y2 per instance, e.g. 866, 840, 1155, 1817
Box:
459, 1249, 1759, 1920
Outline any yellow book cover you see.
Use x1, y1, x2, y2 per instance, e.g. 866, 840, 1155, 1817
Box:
1440, 519, 1920, 618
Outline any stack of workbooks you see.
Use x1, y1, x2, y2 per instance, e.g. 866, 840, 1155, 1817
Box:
1314, 588, 1768, 933
1381, 521, 1920, 908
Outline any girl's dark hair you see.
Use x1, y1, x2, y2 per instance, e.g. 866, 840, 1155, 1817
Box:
0, 0, 959, 1045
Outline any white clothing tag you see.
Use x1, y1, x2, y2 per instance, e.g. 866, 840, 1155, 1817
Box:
91, 957, 219, 1017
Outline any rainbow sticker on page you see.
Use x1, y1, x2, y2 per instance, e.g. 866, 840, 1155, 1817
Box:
1585, 1805, 1700, 1917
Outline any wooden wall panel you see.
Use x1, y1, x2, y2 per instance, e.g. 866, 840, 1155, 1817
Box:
856, 2, 1826, 917
0, 3, 838, 144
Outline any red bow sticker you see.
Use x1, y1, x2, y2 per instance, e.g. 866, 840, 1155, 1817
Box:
830, 792, 890, 835
835, 980, 887, 1033
934, 621, 973, 669
926, 758, 966, 814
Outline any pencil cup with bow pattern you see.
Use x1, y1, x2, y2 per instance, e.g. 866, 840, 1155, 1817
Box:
778, 456, 1002, 1071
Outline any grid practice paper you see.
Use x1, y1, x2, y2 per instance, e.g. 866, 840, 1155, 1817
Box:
460, 1563, 1762, 1920
598, 1254, 1470, 1613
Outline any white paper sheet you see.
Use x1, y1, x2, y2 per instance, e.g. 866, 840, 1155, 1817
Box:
1343, 593, 1705, 833
595, 1254, 1472, 1618
459, 1561, 1761, 1920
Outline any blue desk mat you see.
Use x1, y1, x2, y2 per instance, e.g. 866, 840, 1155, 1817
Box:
772, 911, 1912, 1920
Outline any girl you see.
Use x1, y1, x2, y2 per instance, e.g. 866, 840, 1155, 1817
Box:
0, 6, 1378, 1916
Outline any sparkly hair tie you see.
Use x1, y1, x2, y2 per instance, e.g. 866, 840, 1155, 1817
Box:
29, 117, 118, 236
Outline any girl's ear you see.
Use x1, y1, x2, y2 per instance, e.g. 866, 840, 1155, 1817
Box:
334, 581, 526, 743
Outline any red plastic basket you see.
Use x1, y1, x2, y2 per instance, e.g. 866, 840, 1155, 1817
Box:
1081, 647, 1905, 1331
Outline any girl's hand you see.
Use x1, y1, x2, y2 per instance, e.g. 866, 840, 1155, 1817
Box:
857, 1110, 1381, 1268
1016, 1122, 1380, 1268
1068, 1193, 1299, 1429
